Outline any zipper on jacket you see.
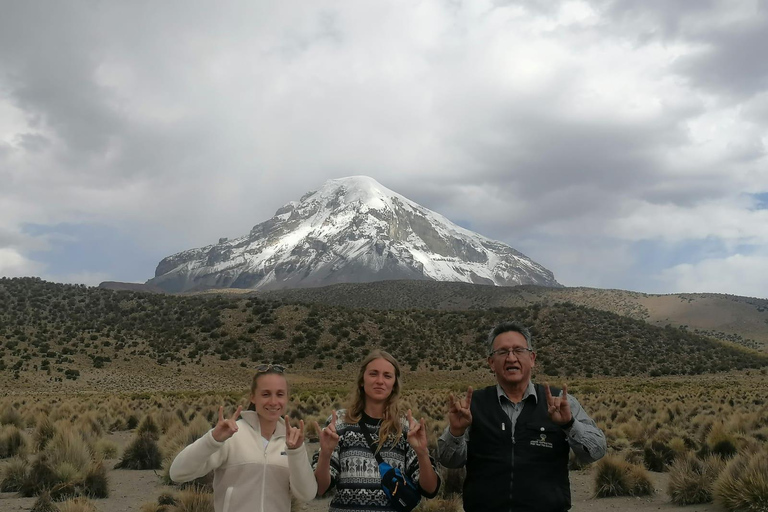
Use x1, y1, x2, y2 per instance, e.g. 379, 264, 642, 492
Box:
222, 486, 233, 512
260, 443, 268, 512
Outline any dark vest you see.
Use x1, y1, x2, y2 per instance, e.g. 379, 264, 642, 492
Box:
463, 384, 571, 512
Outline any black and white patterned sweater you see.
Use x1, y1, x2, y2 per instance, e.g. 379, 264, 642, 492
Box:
311, 409, 440, 512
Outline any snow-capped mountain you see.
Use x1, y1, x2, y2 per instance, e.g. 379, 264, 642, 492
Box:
146, 176, 561, 292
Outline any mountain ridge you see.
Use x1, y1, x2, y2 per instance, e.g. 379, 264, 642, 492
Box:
146, 176, 560, 292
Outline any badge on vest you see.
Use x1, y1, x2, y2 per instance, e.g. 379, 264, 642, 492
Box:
530, 427, 553, 449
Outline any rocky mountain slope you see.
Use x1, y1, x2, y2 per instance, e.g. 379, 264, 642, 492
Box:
146, 176, 560, 292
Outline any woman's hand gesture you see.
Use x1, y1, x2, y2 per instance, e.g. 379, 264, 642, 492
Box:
313, 410, 340, 453
285, 415, 305, 449
406, 409, 429, 456
212, 405, 242, 442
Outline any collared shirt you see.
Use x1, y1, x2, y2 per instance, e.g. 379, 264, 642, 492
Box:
437, 382, 607, 468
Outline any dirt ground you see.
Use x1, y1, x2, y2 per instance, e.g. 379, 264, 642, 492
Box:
0, 434, 725, 512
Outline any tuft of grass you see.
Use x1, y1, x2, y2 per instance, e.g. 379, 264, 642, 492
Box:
714, 447, 768, 512
34, 416, 58, 452
0, 407, 25, 429
94, 439, 119, 459
438, 466, 465, 496
668, 452, 725, 505
594, 455, 655, 498
57, 497, 97, 512
30, 491, 58, 512
0, 456, 29, 492
19, 455, 59, 497
115, 432, 162, 470
46, 429, 93, 472
172, 487, 214, 512
136, 415, 160, 440
414, 495, 463, 512
643, 439, 675, 472
0, 425, 30, 459
83, 461, 109, 499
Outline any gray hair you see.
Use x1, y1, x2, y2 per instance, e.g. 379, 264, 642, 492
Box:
486, 321, 533, 355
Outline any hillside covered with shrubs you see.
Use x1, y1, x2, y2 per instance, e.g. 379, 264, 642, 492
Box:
1, 277, 766, 384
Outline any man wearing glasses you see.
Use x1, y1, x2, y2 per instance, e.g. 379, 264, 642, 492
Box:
437, 321, 606, 512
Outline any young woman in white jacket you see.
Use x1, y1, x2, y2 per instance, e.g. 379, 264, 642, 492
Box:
170, 364, 317, 512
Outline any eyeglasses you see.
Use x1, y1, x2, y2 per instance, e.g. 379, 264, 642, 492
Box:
489, 347, 534, 358
256, 364, 286, 373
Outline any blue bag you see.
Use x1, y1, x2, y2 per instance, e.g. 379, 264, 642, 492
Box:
378, 461, 422, 512
358, 421, 422, 512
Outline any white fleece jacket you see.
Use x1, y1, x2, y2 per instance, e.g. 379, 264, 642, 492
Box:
169, 412, 317, 512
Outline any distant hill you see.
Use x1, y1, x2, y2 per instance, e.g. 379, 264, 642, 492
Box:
257, 281, 768, 352
1, 277, 766, 393
98, 281, 166, 294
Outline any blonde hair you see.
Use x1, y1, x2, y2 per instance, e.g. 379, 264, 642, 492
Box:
345, 350, 403, 452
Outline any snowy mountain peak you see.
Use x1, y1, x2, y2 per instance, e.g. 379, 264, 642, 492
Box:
147, 176, 561, 292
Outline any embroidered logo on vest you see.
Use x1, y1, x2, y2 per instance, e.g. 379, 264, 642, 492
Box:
530, 428, 553, 449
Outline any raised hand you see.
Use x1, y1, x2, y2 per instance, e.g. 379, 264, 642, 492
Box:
212, 405, 242, 442
545, 382, 572, 426
285, 415, 305, 449
406, 409, 429, 455
313, 410, 340, 453
447, 387, 473, 436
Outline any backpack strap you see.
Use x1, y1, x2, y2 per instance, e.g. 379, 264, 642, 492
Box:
357, 419, 385, 465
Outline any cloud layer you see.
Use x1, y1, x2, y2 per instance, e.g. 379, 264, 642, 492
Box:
1, 0, 766, 296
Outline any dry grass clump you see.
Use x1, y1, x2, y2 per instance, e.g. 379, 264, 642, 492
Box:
30, 491, 58, 512
0, 424, 30, 459
0, 456, 28, 492
16, 426, 108, 500
594, 455, 655, 497
0, 406, 25, 428
667, 452, 726, 505
93, 438, 119, 459
703, 422, 740, 459
140, 486, 214, 512
414, 495, 463, 511
713, 447, 768, 512
57, 496, 98, 512
34, 416, 58, 451
115, 432, 162, 470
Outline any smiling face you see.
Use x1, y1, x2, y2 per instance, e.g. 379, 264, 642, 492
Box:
488, 330, 536, 391
362, 357, 397, 405
249, 373, 288, 424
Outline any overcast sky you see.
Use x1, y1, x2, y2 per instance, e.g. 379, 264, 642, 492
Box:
2, 0, 768, 298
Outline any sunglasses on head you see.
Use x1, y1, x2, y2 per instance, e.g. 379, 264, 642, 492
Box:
256, 363, 286, 373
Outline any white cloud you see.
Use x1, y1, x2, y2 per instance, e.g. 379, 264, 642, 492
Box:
660, 254, 768, 297
0, 1, 767, 295
0, 248, 44, 277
